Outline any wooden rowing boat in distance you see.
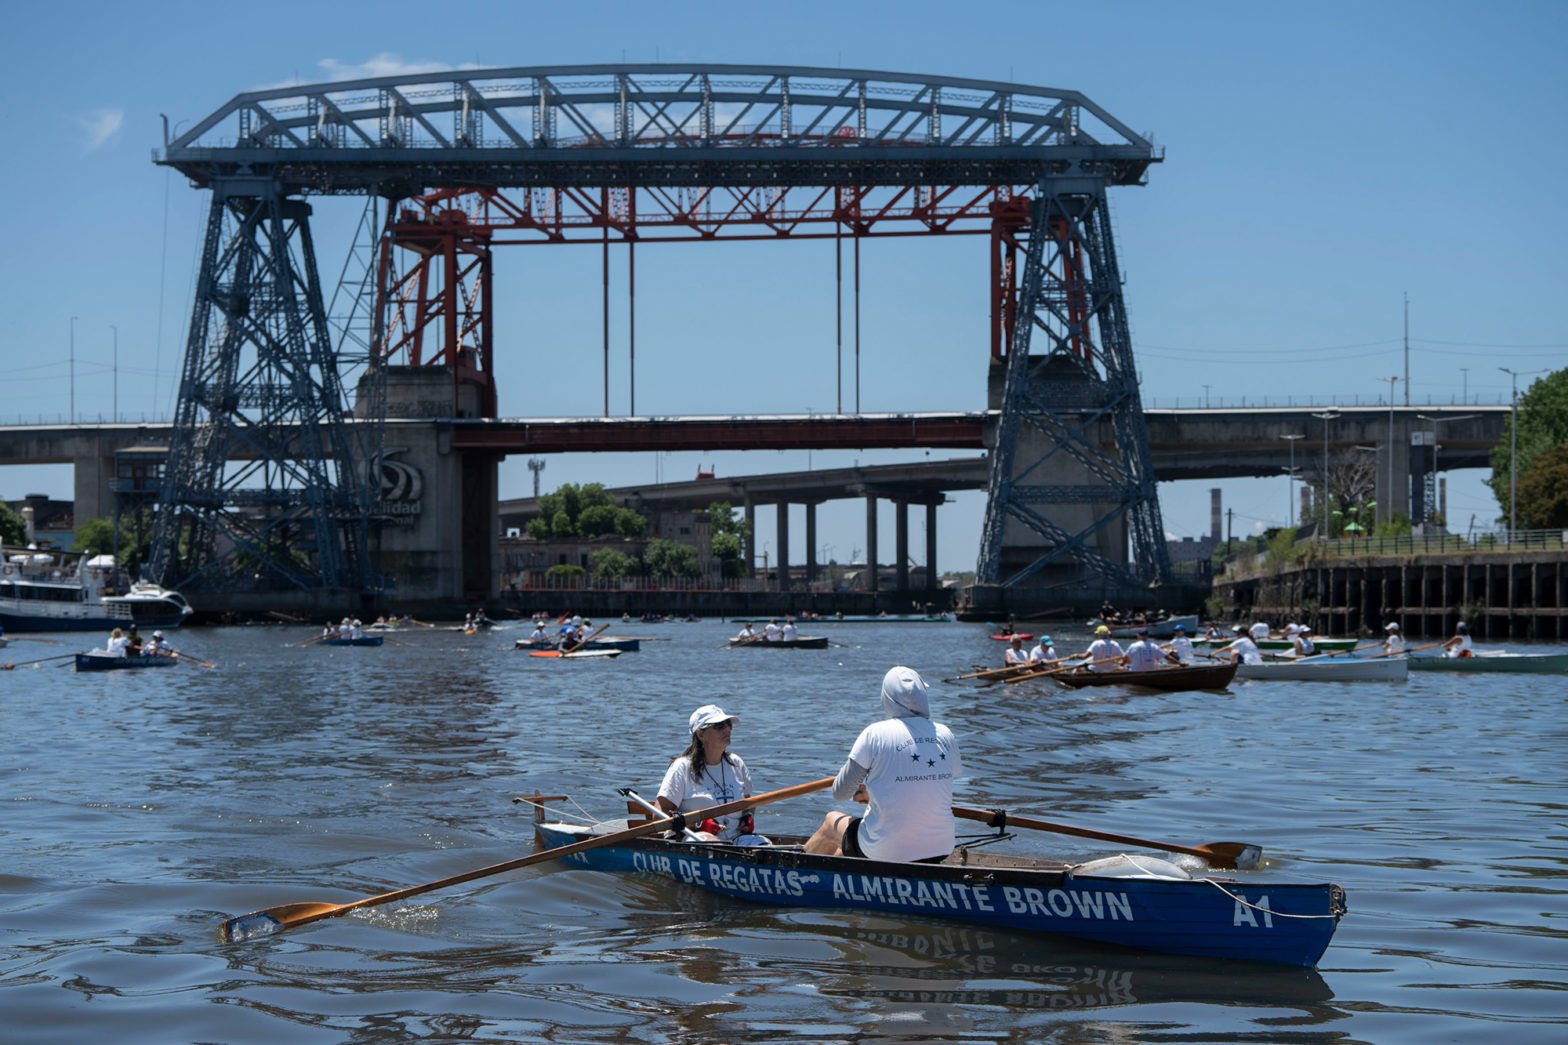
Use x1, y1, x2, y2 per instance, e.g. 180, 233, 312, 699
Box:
727, 636, 829, 649
1049, 661, 1238, 691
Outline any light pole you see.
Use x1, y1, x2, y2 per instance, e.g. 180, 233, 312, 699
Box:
1416, 413, 1476, 528
1382, 376, 1402, 526
69, 315, 78, 422
1311, 410, 1338, 537
1460, 367, 1469, 405
110, 324, 118, 422
1202, 384, 1211, 409
1281, 433, 1304, 526
1499, 368, 1547, 541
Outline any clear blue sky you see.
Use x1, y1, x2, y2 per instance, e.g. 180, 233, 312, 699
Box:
3, 1, 1564, 570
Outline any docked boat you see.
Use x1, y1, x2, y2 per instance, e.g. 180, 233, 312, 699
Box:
1048, 661, 1238, 691
531, 819, 1344, 968
1407, 651, 1568, 674
728, 636, 829, 649
989, 633, 1033, 642
75, 651, 177, 672
1236, 656, 1407, 682
0, 547, 192, 632
318, 635, 384, 647
1087, 614, 1199, 639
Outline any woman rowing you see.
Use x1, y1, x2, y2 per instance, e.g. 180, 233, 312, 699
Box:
656, 705, 758, 843
1442, 621, 1473, 658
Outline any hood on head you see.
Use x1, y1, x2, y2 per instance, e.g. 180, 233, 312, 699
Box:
881, 665, 930, 719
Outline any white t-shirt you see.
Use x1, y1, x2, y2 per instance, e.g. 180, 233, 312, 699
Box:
781, 622, 798, 640
106, 635, 130, 658
1249, 622, 1270, 641
1168, 636, 1195, 664
1086, 637, 1124, 671
1223, 637, 1263, 665
1446, 634, 1472, 657
845, 717, 960, 862
658, 754, 753, 842
1294, 635, 1317, 656
1029, 643, 1056, 663
1125, 639, 1164, 671
1384, 632, 1404, 653
1004, 646, 1029, 666
764, 622, 782, 640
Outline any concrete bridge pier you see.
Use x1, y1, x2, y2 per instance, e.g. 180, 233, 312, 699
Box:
895, 501, 909, 592
864, 494, 878, 593
776, 501, 790, 592
804, 502, 818, 587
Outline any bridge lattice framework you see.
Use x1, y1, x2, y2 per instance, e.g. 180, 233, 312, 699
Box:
152, 63, 1167, 598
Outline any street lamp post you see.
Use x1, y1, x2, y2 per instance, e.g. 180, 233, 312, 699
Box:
1281, 433, 1304, 527
1499, 368, 1547, 542
110, 324, 118, 422
1383, 376, 1402, 526
1311, 410, 1338, 537
69, 315, 78, 422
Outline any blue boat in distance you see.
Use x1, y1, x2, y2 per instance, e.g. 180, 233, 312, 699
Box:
534, 821, 1345, 968
75, 652, 178, 672
318, 635, 384, 647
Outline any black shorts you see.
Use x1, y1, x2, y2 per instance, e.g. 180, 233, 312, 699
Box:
841, 816, 946, 864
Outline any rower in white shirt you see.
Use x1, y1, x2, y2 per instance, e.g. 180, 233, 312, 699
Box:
763, 619, 782, 641
1442, 621, 1473, 658
1382, 622, 1404, 654
734, 623, 758, 642
1028, 635, 1056, 664
1123, 628, 1170, 671
781, 618, 799, 641
1166, 623, 1196, 664
1003, 635, 1030, 667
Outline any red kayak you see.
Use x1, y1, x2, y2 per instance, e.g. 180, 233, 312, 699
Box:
990, 633, 1034, 641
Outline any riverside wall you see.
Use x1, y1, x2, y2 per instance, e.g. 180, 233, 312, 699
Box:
1214, 548, 1568, 641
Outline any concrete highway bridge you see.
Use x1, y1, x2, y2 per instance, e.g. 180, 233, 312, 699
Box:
3, 402, 1502, 599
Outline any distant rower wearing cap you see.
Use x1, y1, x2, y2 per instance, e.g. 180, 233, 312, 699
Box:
1124, 628, 1169, 671
1382, 622, 1404, 655
1166, 623, 1196, 664
1028, 634, 1057, 664
1442, 621, 1473, 658
1086, 625, 1124, 672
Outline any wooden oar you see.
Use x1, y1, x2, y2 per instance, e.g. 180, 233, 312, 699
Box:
951, 805, 1262, 870
1368, 640, 1443, 660
1318, 642, 1383, 659
561, 623, 610, 653
219, 776, 835, 941
1003, 653, 1120, 683
286, 634, 330, 648
161, 649, 216, 668
722, 633, 765, 649
3, 652, 81, 670
7, 635, 63, 644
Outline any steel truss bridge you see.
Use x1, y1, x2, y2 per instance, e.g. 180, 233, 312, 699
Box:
152, 64, 1167, 600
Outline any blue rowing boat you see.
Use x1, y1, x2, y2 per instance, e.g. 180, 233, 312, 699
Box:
75, 652, 178, 671
534, 821, 1344, 967
319, 635, 384, 647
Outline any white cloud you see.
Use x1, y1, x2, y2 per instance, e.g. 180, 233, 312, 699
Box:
316, 53, 469, 82
77, 108, 124, 151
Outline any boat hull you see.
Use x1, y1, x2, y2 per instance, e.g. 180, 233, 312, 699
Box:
1088, 615, 1199, 639
75, 653, 177, 671
518, 638, 641, 652
1051, 662, 1238, 691
318, 636, 385, 647
1408, 652, 1568, 673
1237, 657, 1408, 682
534, 824, 1343, 968
728, 637, 829, 649
1195, 637, 1358, 652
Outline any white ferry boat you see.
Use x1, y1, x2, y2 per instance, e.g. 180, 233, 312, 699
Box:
0, 546, 193, 632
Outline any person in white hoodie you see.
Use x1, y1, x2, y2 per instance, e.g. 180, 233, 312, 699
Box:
804, 666, 961, 864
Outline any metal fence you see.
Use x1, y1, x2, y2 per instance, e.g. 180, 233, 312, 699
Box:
1311, 529, 1567, 557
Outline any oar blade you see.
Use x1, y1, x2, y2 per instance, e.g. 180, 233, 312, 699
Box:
1197, 842, 1262, 871
222, 901, 345, 941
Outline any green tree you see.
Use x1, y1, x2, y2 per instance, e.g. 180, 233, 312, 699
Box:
528, 483, 645, 539
0, 503, 25, 547
1513, 443, 1568, 528
589, 547, 638, 579
706, 501, 752, 579
1489, 367, 1568, 523
73, 518, 117, 558
546, 563, 586, 579
641, 537, 699, 578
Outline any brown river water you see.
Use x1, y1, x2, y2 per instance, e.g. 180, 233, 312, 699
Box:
2, 619, 1564, 1043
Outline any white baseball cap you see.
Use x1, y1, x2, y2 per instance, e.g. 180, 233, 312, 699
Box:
689, 705, 737, 734
1385, 622, 1401, 631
